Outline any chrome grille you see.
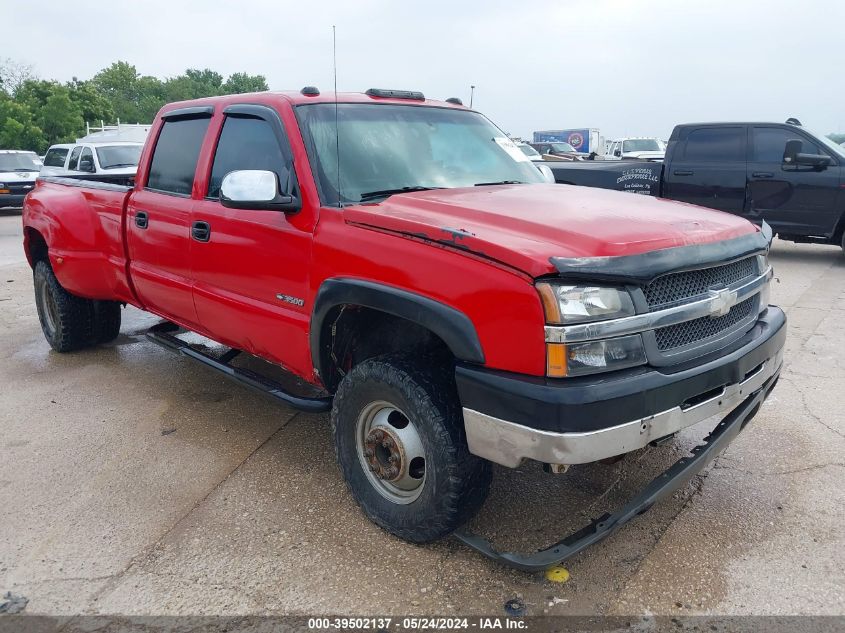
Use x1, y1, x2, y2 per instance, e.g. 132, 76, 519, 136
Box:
644, 257, 757, 311
655, 297, 755, 351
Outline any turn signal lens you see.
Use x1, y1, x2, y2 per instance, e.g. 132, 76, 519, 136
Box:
546, 343, 568, 377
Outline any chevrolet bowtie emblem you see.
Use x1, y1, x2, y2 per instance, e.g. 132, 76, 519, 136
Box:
707, 287, 738, 318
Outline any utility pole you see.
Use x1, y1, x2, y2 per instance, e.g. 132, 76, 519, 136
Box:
470, 85, 475, 108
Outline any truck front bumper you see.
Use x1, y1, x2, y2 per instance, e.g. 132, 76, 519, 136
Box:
457, 306, 785, 468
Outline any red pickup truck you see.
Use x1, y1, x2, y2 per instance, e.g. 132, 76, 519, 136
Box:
22, 88, 785, 570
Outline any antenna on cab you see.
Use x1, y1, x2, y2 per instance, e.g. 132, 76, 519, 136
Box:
333, 25, 342, 207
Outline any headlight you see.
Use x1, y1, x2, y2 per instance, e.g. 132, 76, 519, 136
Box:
536, 283, 635, 325
547, 335, 646, 377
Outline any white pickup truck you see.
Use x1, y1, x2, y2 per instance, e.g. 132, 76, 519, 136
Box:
604, 137, 666, 161
39, 141, 142, 186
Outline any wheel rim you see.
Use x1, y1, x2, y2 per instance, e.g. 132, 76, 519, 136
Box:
355, 400, 426, 504
38, 278, 59, 337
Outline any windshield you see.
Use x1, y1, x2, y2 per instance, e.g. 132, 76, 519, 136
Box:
0, 152, 41, 172
518, 144, 541, 157
297, 103, 543, 205
550, 142, 577, 153
95, 145, 142, 170
622, 139, 661, 153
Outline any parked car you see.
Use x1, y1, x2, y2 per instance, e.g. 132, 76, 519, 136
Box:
40, 141, 142, 186
604, 137, 666, 161
0, 150, 41, 209
529, 141, 584, 161
548, 120, 845, 253
23, 89, 785, 570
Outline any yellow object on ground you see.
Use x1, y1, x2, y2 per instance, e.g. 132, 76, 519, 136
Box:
545, 566, 570, 583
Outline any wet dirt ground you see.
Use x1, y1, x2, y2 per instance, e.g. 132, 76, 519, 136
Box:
1, 210, 843, 617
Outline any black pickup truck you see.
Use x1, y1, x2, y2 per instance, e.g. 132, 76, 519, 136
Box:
547, 121, 845, 252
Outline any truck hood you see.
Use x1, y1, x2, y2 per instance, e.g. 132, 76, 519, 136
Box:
343, 183, 758, 278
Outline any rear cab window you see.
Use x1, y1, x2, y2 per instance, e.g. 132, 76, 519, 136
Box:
146, 116, 211, 196
683, 127, 746, 162
43, 148, 69, 167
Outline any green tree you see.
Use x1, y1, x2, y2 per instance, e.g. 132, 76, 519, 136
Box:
223, 72, 269, 95
163, 68, 224, 102
136, 75, 166, 122
68, 79, 115, 126
91, 61, 142, 122
0, 97, 46, 151
37, 91, 84, 144
14, 79, 61, 111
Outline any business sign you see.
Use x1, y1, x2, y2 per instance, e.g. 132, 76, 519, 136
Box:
533, 129, 594, 153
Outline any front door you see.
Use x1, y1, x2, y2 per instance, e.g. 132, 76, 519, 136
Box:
189, 105, 314, 375
126, 113, 212, 328
746, 126, 842, 237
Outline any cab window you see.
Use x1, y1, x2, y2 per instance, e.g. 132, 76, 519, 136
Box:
147, 116, 211, 196
67, 146, 82, 170
684, 127, 746, 162
44, 147, 69, 167
79, 147, 95, 173
207, 115, 290, 199
752, 127, 822, 163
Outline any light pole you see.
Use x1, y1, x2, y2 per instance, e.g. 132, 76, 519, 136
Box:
470, 85, 475, 108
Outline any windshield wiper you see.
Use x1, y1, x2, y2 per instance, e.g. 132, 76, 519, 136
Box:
103, 163, 137, 169
474, 180, 525, 186
14, 168, 37, 172
358, 186, 441, 202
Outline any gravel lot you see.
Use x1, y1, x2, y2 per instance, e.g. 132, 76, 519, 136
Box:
1, 209, 843, 617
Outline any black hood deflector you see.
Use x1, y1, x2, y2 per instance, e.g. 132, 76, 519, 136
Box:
549, 222, 772, 284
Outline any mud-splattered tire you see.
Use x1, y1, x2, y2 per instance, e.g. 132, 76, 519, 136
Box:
332, 353, 492, 543
33, 260, 94, 352
93, 300, 122, 343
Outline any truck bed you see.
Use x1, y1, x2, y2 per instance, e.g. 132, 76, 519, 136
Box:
25, 177, 135, 303
545, 160, 664, 196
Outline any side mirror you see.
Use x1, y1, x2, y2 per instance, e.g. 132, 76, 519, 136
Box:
536, 164, 555, 183
796, 153, 832, 168
614, 149, 622, 157
783, 139, 802, 164
79, 158, 95, 173
220, 169, 301, 212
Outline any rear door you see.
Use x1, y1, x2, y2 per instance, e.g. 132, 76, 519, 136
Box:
663, 126, 747, 214
189, 104, 314, 373
126, 109, 212, 328
746, 126, 841, 237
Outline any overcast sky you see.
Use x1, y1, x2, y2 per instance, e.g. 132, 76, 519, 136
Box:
7, 0, 845, 140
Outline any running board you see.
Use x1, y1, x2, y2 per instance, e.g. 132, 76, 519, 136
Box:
145, 322, 332, 413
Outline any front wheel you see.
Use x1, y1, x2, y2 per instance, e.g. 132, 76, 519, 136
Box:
332, 354, 491, 543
